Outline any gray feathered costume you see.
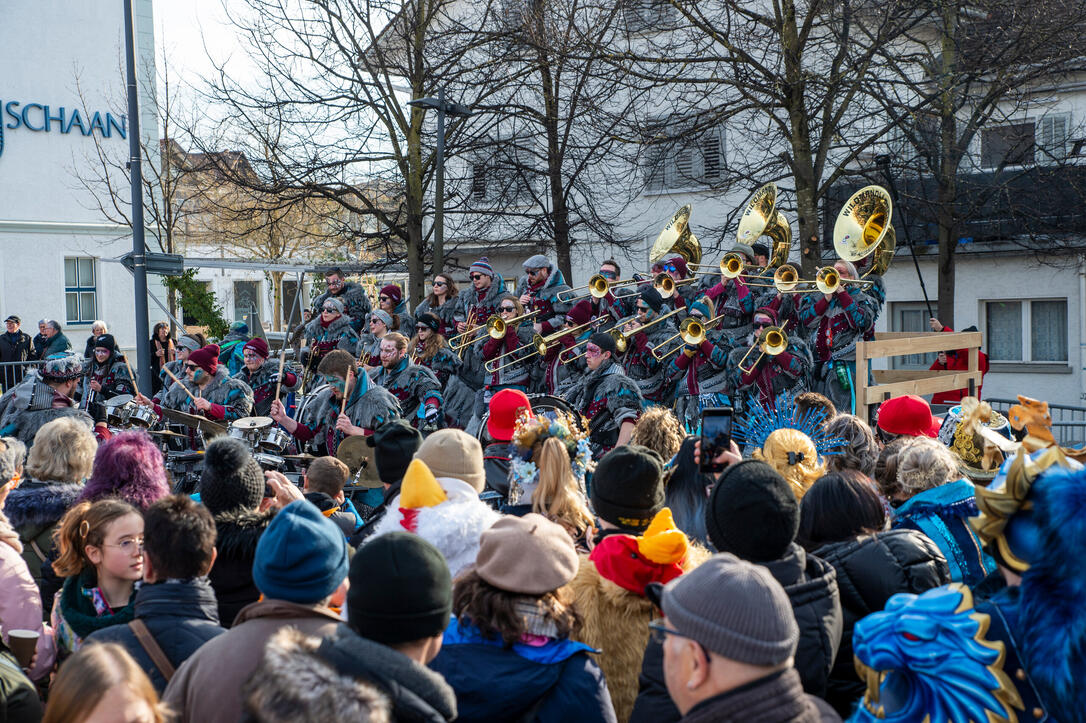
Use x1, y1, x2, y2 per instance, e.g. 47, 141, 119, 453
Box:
0, 357, 94, 446
295, 366, 401, 455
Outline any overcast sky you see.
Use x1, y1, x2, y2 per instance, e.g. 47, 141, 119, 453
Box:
151, 0, 249, 92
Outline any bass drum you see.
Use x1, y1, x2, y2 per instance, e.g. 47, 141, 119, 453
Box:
475, 393, 585, 446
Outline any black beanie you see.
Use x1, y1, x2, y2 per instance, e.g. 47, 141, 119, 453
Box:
639, 286, 664, 313
591, 445, 664, 532
93, 334, 117, 352
199, 437, 265, 516
705, 460, 799, 562
367, 419, 422, 484
348, 532, 452, 645
589, 332, 618, 357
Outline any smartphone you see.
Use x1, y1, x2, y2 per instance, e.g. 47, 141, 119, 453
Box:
700, 407, 734, 473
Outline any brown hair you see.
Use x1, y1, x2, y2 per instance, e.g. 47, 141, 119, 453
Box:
43, 643, 166, 723
753, 428, 826, 499
452, 569, 581, 647
383, 332, 409, 352
496, 294, 524, 316
408, 329, 448, 362
317, 349, 356, 379
53, 499, 141, 578
825, 414, 880, 478
426, 273, 459, 307
630, 407, 685, 461
794, 392, 836, 428
306, 456, 350, 497
531, 437, 594, 540
874, 436, 909, 500
26, 417, 97, 483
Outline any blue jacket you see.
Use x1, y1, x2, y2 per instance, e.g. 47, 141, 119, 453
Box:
86, 578, 225, 693
429, 617, 617, 723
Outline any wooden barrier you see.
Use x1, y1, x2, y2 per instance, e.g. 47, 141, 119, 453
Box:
854, 331, 982, 420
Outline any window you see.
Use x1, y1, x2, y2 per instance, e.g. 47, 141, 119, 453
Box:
64, 257, 97, 326
985, 298, 1067, 362
644, 123, 726, 192
234, 281, 260, 326
624, 0, 676, 32
981, 122, 1035, 169
1037, 114, 1069, 162
470, 135, 535, 205
890, 302, 938, 369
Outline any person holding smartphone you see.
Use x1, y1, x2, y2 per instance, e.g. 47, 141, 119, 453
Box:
665, 297, 733, 433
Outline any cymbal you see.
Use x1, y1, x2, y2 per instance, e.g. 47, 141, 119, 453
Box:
336, 436, 381, 488
281, 454, 316, 461
106, 394, 134, 407
232, 416, 273, 430
148, 429, 188, 438
160, 407, 228, 437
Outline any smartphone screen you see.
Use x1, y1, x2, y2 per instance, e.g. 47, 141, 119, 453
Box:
700, 407, 734, 473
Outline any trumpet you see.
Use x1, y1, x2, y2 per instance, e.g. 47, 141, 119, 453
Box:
449, 310, 539, 350
737, 324, 791, 374
651, 314, 724, 361
556, 274, 641, 302
653, 273, 698, 298
484, 317, 606, 372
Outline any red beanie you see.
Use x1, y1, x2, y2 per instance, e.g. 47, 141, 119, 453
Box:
566, 299, 594, 327
243, 337, 269, 359
487, 389, 534, 442
188, 344, 220, 375
380, 285, 403, 304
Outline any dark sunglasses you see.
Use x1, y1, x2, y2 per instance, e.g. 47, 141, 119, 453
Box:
184, 364, 198, 371
599, 270, 618, 279
663, 264, 677, 273
433, 281, 447, 287
379, 296, 391, 302
470, 274, 485, 280
499, 306, 517, 312
527, 268, 544, 275
753, 322, 771, 328
636, 305, 650, 312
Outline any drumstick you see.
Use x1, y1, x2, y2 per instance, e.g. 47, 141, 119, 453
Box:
121, 352, 138, 392
274, 343, 287, 402
162, 366, 199, 403
340, 369, 351, 416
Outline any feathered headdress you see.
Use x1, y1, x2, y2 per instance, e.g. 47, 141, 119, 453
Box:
733, 390, 846, 455
507, 410, 593, 506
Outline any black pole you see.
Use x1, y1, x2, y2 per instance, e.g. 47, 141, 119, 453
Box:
876, 156, 934, 319
434, 87, 446, 274
123, 0, 152, 395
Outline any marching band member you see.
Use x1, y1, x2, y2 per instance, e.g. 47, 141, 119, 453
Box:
480, 295, 535, 403
160, 333, 204, 391
231, 337, 300, 417
651, 252, 698, 309
142, 344, 254, 424
515, 254, 571, 335
562, 331, 643, 457
376, 284, 414, 339
727, 306, 812, 416
303, 297, 359, 365
452, 256, 506, 334
0, 355, 105, 445
270, 349, 401, 455
369, 332, 445, 432
797, 258, 883, 414
619, 287, 678, 405
412, 312, 474, 428
81, 334, 136, 407
665, 297, 733, 432
414, 273, 460, 337
537, 307, 590, 395
312, 266, 372, 334
701, 243, 756, 343
356, 310, 393, 368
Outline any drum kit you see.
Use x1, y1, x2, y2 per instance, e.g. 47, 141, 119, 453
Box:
335, 435, 381, 490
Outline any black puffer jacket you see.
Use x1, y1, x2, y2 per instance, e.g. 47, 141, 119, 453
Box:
811, 529, 950, 716
85, 578, 225, 693
209, 509, 275, 627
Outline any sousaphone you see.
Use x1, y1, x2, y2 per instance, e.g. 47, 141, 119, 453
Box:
736, 182, 792, 267
833, 185, 896, 278
649, 204, 702, 267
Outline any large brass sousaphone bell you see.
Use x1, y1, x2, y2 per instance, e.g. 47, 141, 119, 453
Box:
650, 204, 702, 267
737, 182, 792, 267
833, 185, 896, 278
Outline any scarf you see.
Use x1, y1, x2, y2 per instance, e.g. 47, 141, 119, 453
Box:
58, 567, 137, 639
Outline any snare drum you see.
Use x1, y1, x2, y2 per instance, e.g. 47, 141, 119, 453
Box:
252, 452, 285, 470
106, 395, 135, 426
128, 405, 157, 429
259, 427, 292, 453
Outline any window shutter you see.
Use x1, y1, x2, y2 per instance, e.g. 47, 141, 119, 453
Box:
701, 127, 723, 181
472, 163, 487, 202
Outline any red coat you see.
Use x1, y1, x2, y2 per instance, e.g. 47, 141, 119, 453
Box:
929, 326, 989, 405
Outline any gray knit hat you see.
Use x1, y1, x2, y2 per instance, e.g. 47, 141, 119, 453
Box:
177, 335, 203, 354
369, 309, 393, 328
648, 553, 798, 665
322, 297, 345, 314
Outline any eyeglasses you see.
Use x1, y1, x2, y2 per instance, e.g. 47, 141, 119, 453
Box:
753, 321, 771, 329
499, 306, 517, 313
184, 364, 198, 371
105, 537, 145, 555
527, 268, 544, 275
379, 296, 391, 302
370, 318, 383, 325
647, 620, 711, 657
322, 306, 337, 313
663, 264, 677, 273
470, 274, 484, 281
243, 352, 262, 359
636, 306, 650, 313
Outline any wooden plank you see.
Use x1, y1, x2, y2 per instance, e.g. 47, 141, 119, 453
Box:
862, 371, 982, 404
860, 332, 982, 359
872, 332, 943, 340
872, 369, 961, 383
967, 347, 979, 397
854, 341, 868, 417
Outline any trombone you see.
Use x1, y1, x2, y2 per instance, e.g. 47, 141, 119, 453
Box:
780, 266, 876, 295
558, 307, 683, 364
484, 317, 607, 372
653, 273, 698, 298
556, 274, 641, 302
737, 324, 791, 374
449, 310, 539, 350
741, 264, 802, 293
651, 314, 724, 361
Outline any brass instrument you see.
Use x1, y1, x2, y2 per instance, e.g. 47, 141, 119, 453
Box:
556, 274, 641, 302
653, 273, 698, 298
449, 310, 539, 350
780, 265, 876, 295
691, 182, 793, 276
833, 185, 896, 279
484, 317, 606, 372
737, 324, 791, 374
649, 204, 702, 267
651, 314, 724, 361
742, 264, 801, 293
452, 309, 478, 359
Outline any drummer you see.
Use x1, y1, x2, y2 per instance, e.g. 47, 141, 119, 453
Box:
233, 337, 300, 417
81, 334, 136, 411
138, 344, 254, 426
269, 349, 401, 456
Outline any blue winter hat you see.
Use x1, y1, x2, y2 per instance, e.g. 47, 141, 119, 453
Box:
230, 321, 249, 334
253, 499, 349, 604
688, 296, 714, 321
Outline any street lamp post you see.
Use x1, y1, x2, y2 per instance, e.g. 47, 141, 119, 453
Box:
408, 90, 471, 274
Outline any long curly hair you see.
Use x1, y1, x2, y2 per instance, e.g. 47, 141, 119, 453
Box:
532, 437, 594, 541
753, 428, 826, 499
452, 569, 581, 647
80, 431, 170, 510
631, 406, 685, 462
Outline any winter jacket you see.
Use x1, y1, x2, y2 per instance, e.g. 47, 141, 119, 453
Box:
483, 441, 511, 497
51, 568, 137, 659
162, 598, 345, 723
85, 578, 225, 693
0, 374, 94, 447
303, 491, 358, 537
514, 264, 572, 335
810, 529, 950, 716
318, 625, 458, 723
208, 509, 274, 627
38, 332, 71, 360
158, 366, 254, 424
678, 669, 839, 723
0, 648, 42, 723
0, 512, 55, 681
3, 479, 83, 611
0, 330, 32, 391
314, 281, 373, 334
416, 295, 460, 337
430, 617, 617, 723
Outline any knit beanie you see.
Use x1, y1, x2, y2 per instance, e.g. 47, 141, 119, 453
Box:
230, 321, 249, 335
591, 445, 665, 532
753, 305, 780, 326
588, 331, 617, 356
199, 437, 265, 515
653, 253, 689, 278
177, 335, 202, 354
367, 419, 423, 485
705, 460, 799, 562
416, 312, 441, 333
187, 344, 220, 375
369, 310, 393, 328
93, 334, 117, 352
253, 499, 350, 604
348, 532, 452, 645
565, 299, 594, 327
413, 429, 486, 492
486, 388, 534, 442
322, 297, 345, 314
469, 257, 495, 278
751, 242, 770, 258
687, 296, 715, 321
41, 354, 83, 381
649, 552, 798, 665
639, 286, 664, 313
730, 243, 756, 261
243, 337, 269, 359
380, 285, 403, 304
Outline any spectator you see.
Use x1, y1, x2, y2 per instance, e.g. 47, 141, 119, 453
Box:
51, 499, 144, 659
0, 436, 56, 682
82, 320, 109, 359
42, 642, 165, 723
365, 444, 499, 579
823, 414, 880, 479
872, 436, 908, 504
318, 532, 457, 722
796, 471, 950, 715
351, 419, 423, 544
242, 627, 392, 722
482, 388, 533, 497
301, 455, 359, 537
927, 319, 989, 405
0, 642, 41, 722
752, 428, 826, 499
197, 437, 274, 627
163, 498, 349, 723
662, 437, 713, 546
793, 391, 836, 431
415, 272, 460, 338
874, 393, 942, 440
149, 322, 175, 394
502, 414, 595, 548
890, 436, 996, 586
30, 319, 48, 361
4, 417, 96, 606
591, 445, 666, 541
0, 315, 32, 391
218, 321, 251, 376
431, 515, 617, 722
645, 554, 840, 722
79, 430, 170, 510
630, 406, 685, 462
86, 495, 225, 693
